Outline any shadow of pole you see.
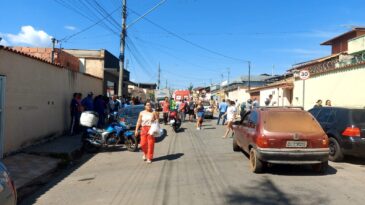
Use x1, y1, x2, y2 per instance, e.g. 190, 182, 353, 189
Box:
153, 153, 184, 162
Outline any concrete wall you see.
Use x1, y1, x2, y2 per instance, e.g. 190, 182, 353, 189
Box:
259, 88, 292, 107
83, 58, 104, 79
226, 87, 250, 104
292, 65, 365, 110
0, 49, 102, 154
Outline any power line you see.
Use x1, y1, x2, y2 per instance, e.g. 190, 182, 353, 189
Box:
128, 8, 248, 63
130, 35, 224, 73
54, 0, 120, 38
60, 5, 121, 42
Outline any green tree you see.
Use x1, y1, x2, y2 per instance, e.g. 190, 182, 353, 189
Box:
188, 83, 193, 92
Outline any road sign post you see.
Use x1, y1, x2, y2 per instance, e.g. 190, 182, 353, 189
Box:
299, 70, 310, 108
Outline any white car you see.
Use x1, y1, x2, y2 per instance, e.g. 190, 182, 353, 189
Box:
202, 101, 214, 118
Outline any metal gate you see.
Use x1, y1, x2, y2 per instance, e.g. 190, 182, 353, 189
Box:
0, 76, 5, 158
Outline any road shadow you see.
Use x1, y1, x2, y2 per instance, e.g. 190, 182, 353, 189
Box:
173, 127, 186, 133
153, 153, 184, 162
155, 129, 168, 143
99, 145, 127, 153
337, 156, 365, 166
224, 177, 329, 205
239, 151, 337, 176
203, 127, 216, 130
19, 153, 96, 205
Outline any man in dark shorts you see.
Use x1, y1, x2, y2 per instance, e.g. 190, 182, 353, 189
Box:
188, 97, 195, 122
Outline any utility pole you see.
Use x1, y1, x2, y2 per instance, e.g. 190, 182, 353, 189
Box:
118, 0, 127, 97
51, 38, 57, 63
157, 63, 161, 90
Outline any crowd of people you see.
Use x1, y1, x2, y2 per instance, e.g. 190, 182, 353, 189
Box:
69, 92, 144, 135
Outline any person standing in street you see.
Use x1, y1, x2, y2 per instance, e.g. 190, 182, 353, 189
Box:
325, 100, 332, 107
314, 99, 323, 108
170, 98, 176, 111
135, 102, 158, 164
94, 95, 106, 128
179, 99, 187, 122
70, 93, 80, 135
195, 101, 205, 130
81, 92, 94, 111
217, 99, 228, 125
239, 101, 247, 123
222, 100, 237, 138
187, 97, 196, 122
252, 98, 259, 109
162, 97, 170, 125
110, 95, 121, 113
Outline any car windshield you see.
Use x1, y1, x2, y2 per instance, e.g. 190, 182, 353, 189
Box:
264, 111, 322, 133
121, 106, 144, 116
352, 110, 365, 124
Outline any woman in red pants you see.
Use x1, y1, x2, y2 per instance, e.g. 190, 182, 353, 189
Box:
135, 102, 158, 164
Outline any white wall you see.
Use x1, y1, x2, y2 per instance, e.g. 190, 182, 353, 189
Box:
0, 50, 102, 154
259, 88, 291, 106
227, 87, 250, 104
292, 65, 365, 110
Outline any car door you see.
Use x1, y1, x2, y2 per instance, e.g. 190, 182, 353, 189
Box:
315, 108, 334, 132
235, 112, 250, 150
243, 111, 259, 150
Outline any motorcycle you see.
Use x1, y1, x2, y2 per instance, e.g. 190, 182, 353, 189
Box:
81, 111, 139, 153
169, 109, 181, 132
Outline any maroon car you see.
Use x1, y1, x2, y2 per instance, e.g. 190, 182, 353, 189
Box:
233, 107, 329, 173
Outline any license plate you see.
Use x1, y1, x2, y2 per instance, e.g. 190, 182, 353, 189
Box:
286, 141, 307, 148
170, 120, 175, 124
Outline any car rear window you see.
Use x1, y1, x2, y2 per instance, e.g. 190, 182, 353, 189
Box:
351, 110, 365, 124
264, 111, 322, 133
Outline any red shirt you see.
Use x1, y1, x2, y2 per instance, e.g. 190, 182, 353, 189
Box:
163, 101, 170, 113
179, 102, 186, 111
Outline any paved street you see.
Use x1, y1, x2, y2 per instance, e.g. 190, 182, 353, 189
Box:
21, 119, 365, 205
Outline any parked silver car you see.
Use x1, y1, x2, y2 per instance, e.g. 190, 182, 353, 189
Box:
0, 161, 17, 205
202, 101, 214, 118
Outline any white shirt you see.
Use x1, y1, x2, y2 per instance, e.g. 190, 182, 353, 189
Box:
226, 106, 237, 121
141, 111, 154, 126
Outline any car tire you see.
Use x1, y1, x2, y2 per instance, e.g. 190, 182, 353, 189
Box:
329, 137, 344, 162
233, 136, 241, 152
312, 161, 328, 174
249, 148, 263, 173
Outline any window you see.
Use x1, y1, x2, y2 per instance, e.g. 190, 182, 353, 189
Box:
248, 111, 258, 126
264, 111, 322, 133
327, 110, 337, 123
308, 108, 320, 117
316, 108, 332, 123
351, 110, 365, 124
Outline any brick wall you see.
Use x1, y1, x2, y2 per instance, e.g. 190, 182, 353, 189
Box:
12, 47, 80, 72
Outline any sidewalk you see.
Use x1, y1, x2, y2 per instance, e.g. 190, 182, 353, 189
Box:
3, 134, 83, 199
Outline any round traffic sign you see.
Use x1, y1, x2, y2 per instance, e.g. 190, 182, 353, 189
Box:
299, 70, 310, 80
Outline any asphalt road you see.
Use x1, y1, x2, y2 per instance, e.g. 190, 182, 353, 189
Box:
21, 119, 365, 205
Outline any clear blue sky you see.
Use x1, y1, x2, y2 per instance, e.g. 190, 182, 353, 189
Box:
1, 0, 365, 89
